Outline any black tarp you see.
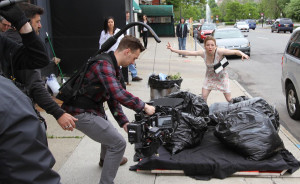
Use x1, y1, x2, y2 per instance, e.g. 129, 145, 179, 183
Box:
49, 0, 126, 75
130, 127, 300, 180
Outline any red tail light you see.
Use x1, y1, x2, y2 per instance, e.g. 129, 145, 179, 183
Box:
281, 56, 284, 67
292, 24, 294, 27
278, 24, 281, 27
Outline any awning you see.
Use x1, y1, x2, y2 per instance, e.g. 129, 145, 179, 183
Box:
133, 1, 141, 13
140, 5, 174, 17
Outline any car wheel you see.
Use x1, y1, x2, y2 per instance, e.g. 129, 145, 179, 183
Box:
286, 83, 300, 120
284, 31, 286, 33
277, 29, 280, 33
290, 30, 293, 33
253, 28, 255, 30
271, 29, 273, 33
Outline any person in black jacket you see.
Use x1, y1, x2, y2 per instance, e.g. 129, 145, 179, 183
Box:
176, 17, 188, 58
0, 3, 61, 184
2, 2, 77, 131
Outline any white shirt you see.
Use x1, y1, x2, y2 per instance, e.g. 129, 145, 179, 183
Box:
99, 28, 124, 52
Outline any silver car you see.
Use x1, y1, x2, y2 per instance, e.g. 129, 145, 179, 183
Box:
281, 27, 300, 120
211, 28, 251, 56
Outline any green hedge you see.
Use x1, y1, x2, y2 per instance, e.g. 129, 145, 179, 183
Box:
225, 22, 235, 25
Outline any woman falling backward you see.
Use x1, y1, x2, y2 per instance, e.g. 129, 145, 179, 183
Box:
166, 36, 250, 102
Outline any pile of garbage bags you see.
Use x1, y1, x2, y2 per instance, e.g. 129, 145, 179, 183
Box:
163, 91, 209, 154
160, 92, 284, 161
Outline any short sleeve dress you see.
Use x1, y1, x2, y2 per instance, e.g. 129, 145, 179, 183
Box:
203, 49, 230, 93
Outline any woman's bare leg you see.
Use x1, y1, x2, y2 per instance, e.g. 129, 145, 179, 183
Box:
224, 92, 232, 102
202, 88, 211, 102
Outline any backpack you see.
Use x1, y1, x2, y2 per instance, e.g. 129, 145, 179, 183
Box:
56, 53, 114, 104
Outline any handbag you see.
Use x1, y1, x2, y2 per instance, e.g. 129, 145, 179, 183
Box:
213, 49, 229, 74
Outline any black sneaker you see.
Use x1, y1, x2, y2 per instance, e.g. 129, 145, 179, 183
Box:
132, 76, 143, 81
99, 157, 128, 167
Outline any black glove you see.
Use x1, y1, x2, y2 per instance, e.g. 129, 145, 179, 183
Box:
0, 3, 28, 31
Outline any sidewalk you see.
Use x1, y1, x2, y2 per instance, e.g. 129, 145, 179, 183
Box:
45, 36, 300, 184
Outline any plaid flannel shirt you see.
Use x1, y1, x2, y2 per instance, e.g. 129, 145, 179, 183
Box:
62, 52, 145, 127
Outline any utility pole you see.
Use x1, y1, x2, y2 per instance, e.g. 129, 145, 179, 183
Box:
130, 0, 134, 35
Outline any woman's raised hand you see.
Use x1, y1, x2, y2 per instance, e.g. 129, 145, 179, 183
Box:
166, 42, 173, 51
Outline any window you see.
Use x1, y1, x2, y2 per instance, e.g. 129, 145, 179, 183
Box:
287, 32, 300, 59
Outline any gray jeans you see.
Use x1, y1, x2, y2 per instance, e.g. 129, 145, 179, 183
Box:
75, 112, 126, 184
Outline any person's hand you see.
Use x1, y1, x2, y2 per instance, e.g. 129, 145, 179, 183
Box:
241, 52, 250, 61
52, 57, 61, 65
166, 42, 173, 51
0, 4, 29, 31
123, 122, 129, 133
57, 113, 78, 131
144, 104, 155, 115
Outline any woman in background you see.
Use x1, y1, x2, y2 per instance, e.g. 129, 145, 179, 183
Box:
99, 16, 124, 52
140, 14, 148, 49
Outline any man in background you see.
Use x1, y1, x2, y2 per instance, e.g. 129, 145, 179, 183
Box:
0, 16, 11, 32
2, 2, 77, 132
126, 11, 142, 82
176, 17, 188, 58
0, 3, 61, 183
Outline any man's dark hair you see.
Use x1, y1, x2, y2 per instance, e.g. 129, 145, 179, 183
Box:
117, 35, 145, 53
18, 2, 44, 19
103, 16, 116, 34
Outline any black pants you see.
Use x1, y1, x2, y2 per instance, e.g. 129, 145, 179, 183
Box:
142, 31, 148, 48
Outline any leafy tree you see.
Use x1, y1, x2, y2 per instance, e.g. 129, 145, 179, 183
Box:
208, 0, 218, 9
243, 2, 259, 19
285, 0, 300, 21
225, 1, 243, 22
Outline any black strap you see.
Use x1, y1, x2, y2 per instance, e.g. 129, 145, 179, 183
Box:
66, 95, 104, 110
213, 48, 217, 64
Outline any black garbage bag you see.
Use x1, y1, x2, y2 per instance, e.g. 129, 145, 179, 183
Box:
209, 97, 280, 131
167, 91, 209, 117
148, 74, 183, 89
214, 107, 284, 161
164, 112, 209, 154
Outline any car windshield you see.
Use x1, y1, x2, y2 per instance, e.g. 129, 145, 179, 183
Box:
247, 20, 255, 23
214, 30, 244, 39
202, 24, 216, 30
281, 19, 292, 24
237, 22, 247, 25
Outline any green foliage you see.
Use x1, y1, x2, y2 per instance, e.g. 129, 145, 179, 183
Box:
225, 1, 243, 22
167, 72, 181, 80
169, 0, 297, 23
225, 22, 236, 25
285, 0, 300, 21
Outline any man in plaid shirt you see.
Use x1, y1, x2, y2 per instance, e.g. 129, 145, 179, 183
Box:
62, 35, 155, 184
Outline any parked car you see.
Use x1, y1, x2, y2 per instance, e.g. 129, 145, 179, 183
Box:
271, 18, 294, 33
281, 27, 300, 120
234, 21, 249, 32
245, 19, 256, 30
211, 28, 250, 56
197, 23, 217, 43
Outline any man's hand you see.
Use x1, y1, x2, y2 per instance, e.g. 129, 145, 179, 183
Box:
0, 4, 29, 31
123, 122, 129, 133
144, 104, 155, 115
52, 57, 61, 65
57, 113, 78, 131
